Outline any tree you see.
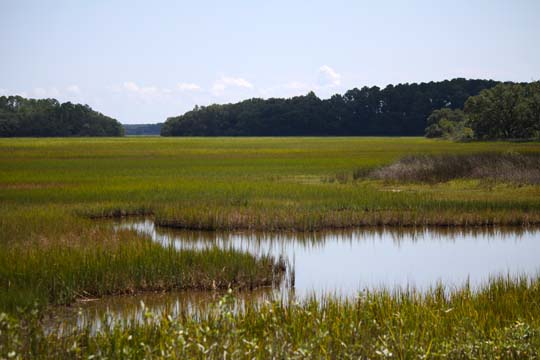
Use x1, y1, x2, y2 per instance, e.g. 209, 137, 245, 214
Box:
465, 82, 540, 140
424, 108, 473, 141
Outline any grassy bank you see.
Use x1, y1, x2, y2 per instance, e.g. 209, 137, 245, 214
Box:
2, 276, 540, 359
0, 212, 283, 312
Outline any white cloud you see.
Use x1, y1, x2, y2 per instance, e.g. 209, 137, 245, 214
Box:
318, 65, 341, 87
212, 76, 253, 95
66, 85, 81, 94
222, 76, 253, 88
177, 82, 201, 91
120, 81, 202, 99
122, 81, 160, 95
0, 88, 7, 96
121, 82, 166, 101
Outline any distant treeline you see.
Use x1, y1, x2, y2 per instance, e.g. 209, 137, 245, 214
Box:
161, 78, 499, 136
123, 123, 163, 136
426, 82, 540, 141
0, 96, 123, 137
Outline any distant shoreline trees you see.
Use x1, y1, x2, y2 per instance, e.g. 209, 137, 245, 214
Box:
4, 79, 537, 139
161, 78, 499, 137
426, 82, 540, 141
0, 96, 123, 137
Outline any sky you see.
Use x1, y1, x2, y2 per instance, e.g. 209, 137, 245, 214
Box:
1, 0, 539, 124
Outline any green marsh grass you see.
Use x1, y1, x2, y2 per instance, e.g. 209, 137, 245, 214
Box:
2, 276, 540, 359
1, 137, 540, 231
1, 137, 540, 308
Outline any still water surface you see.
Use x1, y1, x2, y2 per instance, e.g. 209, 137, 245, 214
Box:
52, 220, 540, 330
120, 220, 540, 296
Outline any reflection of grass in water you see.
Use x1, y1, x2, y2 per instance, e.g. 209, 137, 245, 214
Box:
3, 276, 540, 358
140, 219, 540, 250
46, 287, 277, 333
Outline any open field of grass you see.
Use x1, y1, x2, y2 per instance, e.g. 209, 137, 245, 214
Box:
1, 137, 540, 357
2, 276, 540, 359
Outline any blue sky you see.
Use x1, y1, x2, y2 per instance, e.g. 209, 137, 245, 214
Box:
1, 0, 539, 124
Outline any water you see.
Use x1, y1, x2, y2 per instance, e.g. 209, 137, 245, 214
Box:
119, 220, 540, 296
50, 220, 540, 330
46, 288, 275, 334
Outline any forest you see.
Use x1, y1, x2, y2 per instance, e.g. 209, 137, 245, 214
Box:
161, 78, 500, 136
0, 96, 123, 137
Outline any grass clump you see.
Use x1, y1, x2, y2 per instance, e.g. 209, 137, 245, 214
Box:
371, 152, 540, 184
2, 276, 540, 359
